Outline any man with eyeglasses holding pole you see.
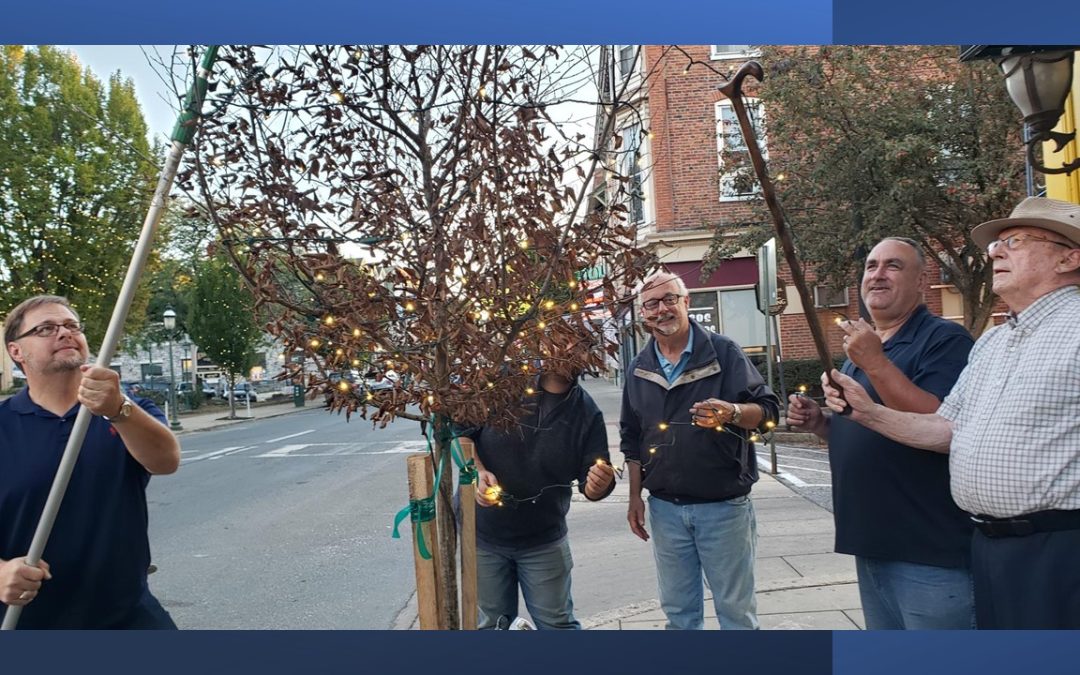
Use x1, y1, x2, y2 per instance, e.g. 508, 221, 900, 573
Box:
1, 295, 180, 628
620, 271, 780, 629
825, 197, 1080, 629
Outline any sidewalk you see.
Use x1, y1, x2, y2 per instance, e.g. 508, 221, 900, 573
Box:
578, 377, 862, 630
172, 397, 314, 434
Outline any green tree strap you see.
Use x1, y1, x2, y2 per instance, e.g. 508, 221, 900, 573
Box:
458, 458, 477, 486
391, 496, 437, 559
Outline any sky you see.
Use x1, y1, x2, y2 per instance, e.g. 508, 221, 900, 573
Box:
61, 45, 185, 142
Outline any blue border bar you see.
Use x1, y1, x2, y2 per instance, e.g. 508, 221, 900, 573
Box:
833, 0, 1080, 43
0, 631, 832, 675
835, 632, 1080, 675
2, 0, 837, 43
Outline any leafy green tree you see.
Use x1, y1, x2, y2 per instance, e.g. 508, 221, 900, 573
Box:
186, 253, 262, 418
707, 45, 1027, 335
0, 45, 162, 341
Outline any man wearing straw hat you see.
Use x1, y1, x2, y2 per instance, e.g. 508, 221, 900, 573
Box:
0, 295, 180, 629
825, 197, 1080, 629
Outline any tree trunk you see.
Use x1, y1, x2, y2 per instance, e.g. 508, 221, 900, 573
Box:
432, 347, 459, 629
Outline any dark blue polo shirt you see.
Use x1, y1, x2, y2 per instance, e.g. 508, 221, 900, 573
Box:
830, 305, 975, 569
0, 388, 165, 628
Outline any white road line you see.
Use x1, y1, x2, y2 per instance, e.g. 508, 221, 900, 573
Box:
767, 455, 832, 466
756, 457, 809, 487
255, 443, 312, 458
264, 429, 316, 444
182, 446, 253, 464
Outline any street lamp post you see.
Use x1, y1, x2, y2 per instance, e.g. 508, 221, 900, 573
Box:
163, 307, 183, 431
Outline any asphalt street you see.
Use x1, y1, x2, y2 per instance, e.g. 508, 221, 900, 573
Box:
146, 407, 657, 628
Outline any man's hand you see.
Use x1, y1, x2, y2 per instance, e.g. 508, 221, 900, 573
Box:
78, 364, 125, 417
475, 470, 502, 507
689, 398, 735, 428
584, 460, 616, 500
823, 369, 874, 419
839, 319, 888, 373
627, 496, 649, 541
787, 393, 827, 438
0, 557, 52, 607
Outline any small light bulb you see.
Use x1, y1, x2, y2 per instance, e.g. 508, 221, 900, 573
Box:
324, 315, 335, 325
338, 381, 350, 392
487, 382, 494, 389
405, 301, 416, 311
335, 348, 343, 356
526, 387, 535, 395
649, 447, 657, 455
310, 339, 321, 348
765, 421, 776, 429
544, 300, 555, 310
715, 425, 723, 432
366, 392, 374, 401
570, 302, 579, 311
568, 280, 577, 289
315, 273, 325, 282
538, 321, 546, 329
352, 359, 360, 366
427, 395, 435, 405
658, 423, 669, 431
353, 328, 361, 337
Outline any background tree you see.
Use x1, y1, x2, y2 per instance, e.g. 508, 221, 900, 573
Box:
706, 45, 1027, 335
186, 253, 262, 419
0, 45, 162, 340
185, 45, 650, 628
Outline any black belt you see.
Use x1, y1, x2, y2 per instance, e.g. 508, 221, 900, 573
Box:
971, 509, 1080, 538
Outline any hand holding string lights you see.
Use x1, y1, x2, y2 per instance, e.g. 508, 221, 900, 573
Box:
473, 459, 617, 508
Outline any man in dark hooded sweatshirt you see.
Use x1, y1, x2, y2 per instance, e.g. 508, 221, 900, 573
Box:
459, 368, 615, 629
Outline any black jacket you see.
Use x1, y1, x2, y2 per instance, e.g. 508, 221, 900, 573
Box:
465, 381, 611, 551
620, 320, 780, 503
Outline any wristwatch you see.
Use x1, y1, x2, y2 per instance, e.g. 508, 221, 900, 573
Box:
104, 395, 134, 422
729, 403, 743, 425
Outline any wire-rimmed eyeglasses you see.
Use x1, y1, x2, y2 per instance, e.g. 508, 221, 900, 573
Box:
987, 234, 1075, 256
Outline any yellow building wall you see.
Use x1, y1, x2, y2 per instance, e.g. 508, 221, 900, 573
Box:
1043, 58, 1080, 204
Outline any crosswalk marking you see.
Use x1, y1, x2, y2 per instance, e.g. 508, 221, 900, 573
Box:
264, 429, 316, 443
181, 446, 253, 464
254, 443, 312, 458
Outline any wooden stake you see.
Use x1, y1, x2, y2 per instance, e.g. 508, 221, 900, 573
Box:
458, 438, 478, 630
406, 453, 440, 630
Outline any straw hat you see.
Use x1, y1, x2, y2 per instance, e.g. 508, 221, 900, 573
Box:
971, 197, 1080, 249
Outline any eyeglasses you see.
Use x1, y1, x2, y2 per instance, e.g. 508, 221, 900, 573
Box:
641, 293, 685, 311
13, 320, 85, 340
987, 234, 1075, 256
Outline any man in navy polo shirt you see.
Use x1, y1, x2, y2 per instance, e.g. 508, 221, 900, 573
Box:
1, 295, 181, 629
787, 238, 975, 629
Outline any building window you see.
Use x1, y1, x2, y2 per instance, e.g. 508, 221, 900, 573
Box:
619, 122, 645, 224
716, 99, 765, 201
610, 45, 641, 96
813, 285, 849, 308
710, 45, 753, 60
688, 288, 766, 349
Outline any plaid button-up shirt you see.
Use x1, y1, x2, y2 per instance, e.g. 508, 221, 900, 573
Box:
939, 285, 1080, 518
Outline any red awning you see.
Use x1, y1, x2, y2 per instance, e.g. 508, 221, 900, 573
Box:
665, 258, 757, 289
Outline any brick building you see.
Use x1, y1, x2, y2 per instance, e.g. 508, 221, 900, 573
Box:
598, 45, 974, 372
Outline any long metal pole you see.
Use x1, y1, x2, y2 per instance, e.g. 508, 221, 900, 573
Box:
3, 46, 219, 631
168, 336, 182, 430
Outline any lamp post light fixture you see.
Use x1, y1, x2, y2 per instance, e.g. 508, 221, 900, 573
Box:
162, 307, 183, 431
961, 45, 1080, 177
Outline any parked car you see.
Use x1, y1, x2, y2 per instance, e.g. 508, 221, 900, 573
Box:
230, 382, 259, 402
178, 382, 216, 399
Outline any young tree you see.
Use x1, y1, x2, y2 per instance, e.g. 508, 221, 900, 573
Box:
0, 45, 162, 339
185, 45, 650, 628
706, 45, 1027, 335
186, 253, 262, 419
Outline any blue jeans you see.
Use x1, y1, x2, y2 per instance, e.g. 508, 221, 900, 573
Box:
476, 537, 580, 630
648, 495, 758, 630
855, 557, 974, 630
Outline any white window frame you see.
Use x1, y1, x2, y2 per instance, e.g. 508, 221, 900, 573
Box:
617, 121, 648, 225
710, 45, 755, 60
716, 98, 766, 202
813, 285, 849, 308
688, 285, 768, 349
613, 45, 642, 94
